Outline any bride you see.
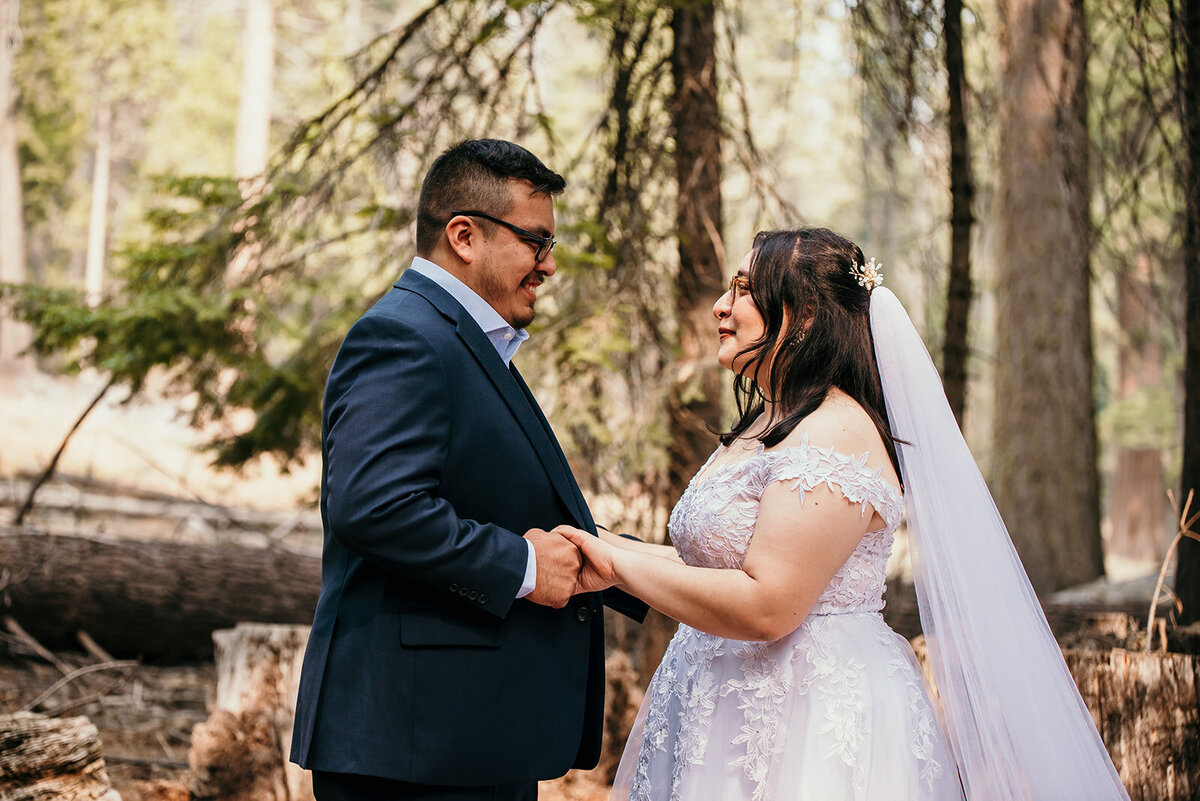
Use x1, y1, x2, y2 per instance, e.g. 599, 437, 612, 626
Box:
560, 228, 1130, 800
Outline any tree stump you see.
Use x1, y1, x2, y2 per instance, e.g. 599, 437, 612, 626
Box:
0, 711, 121, 801
1065, 648, 1200, 801
911, 635, 1198, 799
187, 623, 312, 801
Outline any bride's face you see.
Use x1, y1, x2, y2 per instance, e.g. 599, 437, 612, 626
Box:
714, 250, 768, 380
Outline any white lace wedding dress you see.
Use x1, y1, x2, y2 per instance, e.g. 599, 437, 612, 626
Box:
610, 437, 966, 801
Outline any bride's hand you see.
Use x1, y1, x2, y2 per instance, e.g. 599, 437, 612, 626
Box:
553, 525, 619, 594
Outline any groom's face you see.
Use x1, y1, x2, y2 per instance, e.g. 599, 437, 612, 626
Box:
472, 181, 557, 329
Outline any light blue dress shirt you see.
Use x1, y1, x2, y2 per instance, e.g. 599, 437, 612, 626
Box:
408, 257, 539, 599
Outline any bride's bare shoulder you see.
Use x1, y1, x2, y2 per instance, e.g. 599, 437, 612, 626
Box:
769, 389, 886, 461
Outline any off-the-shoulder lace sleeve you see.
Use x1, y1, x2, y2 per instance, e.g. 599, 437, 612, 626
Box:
756, 433, 904, 531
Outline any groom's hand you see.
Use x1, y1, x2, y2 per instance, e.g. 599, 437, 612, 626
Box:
524, 528, 583, 608
552, 525, 618, 594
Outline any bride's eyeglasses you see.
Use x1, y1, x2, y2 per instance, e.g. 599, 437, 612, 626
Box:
728, 273, 751, 301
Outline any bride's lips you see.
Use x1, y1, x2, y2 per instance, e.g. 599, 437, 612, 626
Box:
718, 327, 734, 340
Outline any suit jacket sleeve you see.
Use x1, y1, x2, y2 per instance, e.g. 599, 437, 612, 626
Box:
322, 313, 527, 619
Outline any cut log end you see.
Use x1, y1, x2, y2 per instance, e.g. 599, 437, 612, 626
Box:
0, 711, 122, 801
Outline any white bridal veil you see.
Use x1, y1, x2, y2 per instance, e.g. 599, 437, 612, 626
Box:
870, 287, 1129, 800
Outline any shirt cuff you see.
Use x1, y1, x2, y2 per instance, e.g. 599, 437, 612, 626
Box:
515, 538, 537, 599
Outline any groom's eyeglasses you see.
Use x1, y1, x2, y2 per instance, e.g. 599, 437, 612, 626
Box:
450, 210, 556, 263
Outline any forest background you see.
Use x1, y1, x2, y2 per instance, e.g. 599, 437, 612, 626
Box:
0, 0, 1198, 798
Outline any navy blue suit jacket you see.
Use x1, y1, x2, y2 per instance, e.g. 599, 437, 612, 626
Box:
290, 269, 645, 786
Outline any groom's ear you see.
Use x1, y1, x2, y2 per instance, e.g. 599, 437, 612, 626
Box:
445, 216, 478, 264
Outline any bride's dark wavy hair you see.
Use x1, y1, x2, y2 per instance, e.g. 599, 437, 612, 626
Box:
719, 227, 903, 485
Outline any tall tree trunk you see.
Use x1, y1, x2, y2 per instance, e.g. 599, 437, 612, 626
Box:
234, 0, 274, 182
83, 101, 111, 308
229, 0, 274, 283
0, 0, 31, 370
942, 0, 974, 425
1177, 0, 1200, 625
668, 0, 724, 505
1108, 254, 1168, 562
993, 0, 1102, 594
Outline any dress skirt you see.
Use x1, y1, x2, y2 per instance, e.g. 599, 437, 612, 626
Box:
610, 612, 965, 801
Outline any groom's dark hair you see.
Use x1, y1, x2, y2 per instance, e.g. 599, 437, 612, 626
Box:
416, 139, 566, 257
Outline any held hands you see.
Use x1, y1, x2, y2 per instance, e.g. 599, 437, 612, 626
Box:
523, 525, 621, 608
524, 527, 583, 608
551, 525, 619, 595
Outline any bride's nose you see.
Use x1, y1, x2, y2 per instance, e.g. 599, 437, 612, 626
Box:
713, 291, 732, 319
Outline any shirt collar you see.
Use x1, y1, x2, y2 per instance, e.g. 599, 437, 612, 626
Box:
408, 256, 529, 365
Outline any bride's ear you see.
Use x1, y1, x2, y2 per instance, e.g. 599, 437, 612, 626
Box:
796, 301, 816, 336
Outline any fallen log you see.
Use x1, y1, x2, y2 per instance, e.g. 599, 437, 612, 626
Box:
0, 711, 122, 801
0, 527, 319, 660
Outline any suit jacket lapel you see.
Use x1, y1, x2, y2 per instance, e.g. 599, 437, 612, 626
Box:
509, 364, 594, 530
397, 271, 591, 529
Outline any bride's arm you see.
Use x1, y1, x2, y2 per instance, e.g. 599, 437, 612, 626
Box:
596, 525, 683, 563
565, 482, 875, 641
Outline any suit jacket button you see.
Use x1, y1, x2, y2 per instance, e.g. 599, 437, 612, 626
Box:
468, 591, 479, 601
458, 587, 469, 596
575, 606, 592, 623
449, 583, 459, 592
479, 594, 489, 605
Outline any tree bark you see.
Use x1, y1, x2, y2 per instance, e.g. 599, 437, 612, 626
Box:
992, 0, 1103, 594
0, 712, 122, 801
668, 0, 725, 506
1063, 648, 1199, 801
1176, 0, 1200, 625
188, 624, 312, 801
1108, 255, 1168, 562
0, 0, 32, 370
0, 528, 319, 660
941, 0, 974, 425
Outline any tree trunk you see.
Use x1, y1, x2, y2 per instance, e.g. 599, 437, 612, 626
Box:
1063, 648, 1199, 801
188, 624, 312, 801
1176, 0, 1200, 625
668, 0, 724, 506
0, 528, 319, 660
992, 0, 1102, 594
0, 712, 122, 801
228, 0, 274, 284
1108, 255, 1168, 562
234, 0, 274, 182
0, 0, 31, 370
84, 101, 112, 308
941, 0, 974, 425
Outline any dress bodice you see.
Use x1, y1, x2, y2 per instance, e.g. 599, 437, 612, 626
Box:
617, 436, 957, 801
667, 434, 903, 616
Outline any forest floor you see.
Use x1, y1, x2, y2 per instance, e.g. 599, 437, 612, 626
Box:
0, 366, 1172, 800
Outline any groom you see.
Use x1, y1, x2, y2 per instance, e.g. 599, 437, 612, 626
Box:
290, 139, 645, 800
